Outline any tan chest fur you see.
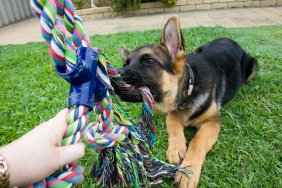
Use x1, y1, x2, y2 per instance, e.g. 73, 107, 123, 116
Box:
153, 71, 179, 113
170, 101, 218, 129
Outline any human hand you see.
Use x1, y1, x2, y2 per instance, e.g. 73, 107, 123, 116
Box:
0, 108, 85, 187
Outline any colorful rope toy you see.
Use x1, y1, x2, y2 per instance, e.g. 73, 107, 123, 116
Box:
30, 0, 192, 187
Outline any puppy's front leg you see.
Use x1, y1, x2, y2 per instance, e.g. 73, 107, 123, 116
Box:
166, 113, 187, 164
175, 118, 221, 188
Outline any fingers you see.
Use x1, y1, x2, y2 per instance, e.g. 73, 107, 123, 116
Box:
54, 108, 69, 125
47, 108, 69, 134
57, 142, 85, 167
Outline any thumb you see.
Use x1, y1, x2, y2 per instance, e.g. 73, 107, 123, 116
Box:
57, 142, 85, 167
47, 108, 69, 134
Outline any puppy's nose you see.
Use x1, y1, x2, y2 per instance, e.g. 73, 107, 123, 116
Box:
117, 68, 125, 75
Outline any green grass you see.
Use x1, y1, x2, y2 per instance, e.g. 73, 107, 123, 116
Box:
0, 26, 281, 187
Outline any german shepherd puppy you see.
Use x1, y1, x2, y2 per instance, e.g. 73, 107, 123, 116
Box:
116, 17, 258, 188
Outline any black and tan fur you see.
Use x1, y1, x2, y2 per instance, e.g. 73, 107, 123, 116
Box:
116, 17, 258, 188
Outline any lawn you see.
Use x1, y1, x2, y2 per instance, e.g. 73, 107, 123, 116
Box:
0, 25, 281, 187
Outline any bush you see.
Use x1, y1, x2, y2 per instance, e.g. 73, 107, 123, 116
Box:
94, 0, 109, 7
73, 0, 90, 9
161, 0, 177, 6
109, 0, 177, 13
142, 0, 157, 2
108, 0, 141, 12
72, 0, 177, 10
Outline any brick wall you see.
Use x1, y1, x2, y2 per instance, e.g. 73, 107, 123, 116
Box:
76, 0, 281, 20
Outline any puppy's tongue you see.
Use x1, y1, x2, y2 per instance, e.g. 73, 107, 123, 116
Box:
121, 85, 156, 98
118, 84, 134, 91
136, 86, 157, 99
138, 86, 155, 104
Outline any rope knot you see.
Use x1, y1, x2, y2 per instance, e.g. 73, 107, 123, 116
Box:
85, 94, 130, 150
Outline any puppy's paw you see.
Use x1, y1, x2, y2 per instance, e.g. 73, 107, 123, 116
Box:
175, 166, 200, 188
166, 141, 186, 164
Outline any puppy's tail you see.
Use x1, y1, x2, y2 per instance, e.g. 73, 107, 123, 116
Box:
246, 58, 259, 82
241, 52, 259, 83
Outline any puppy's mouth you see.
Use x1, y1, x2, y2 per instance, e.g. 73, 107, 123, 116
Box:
121, 74, 140, 86
120, 73, 159, 100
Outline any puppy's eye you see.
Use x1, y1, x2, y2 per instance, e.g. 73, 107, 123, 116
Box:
147, 58, 155, 64
142, 55, 156, 65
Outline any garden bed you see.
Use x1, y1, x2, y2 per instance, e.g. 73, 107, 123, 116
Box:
75, 0, 281, 20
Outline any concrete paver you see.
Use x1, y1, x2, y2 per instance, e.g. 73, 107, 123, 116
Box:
267, 7, 282, 15
252, 18, 277, 26
214, 18, 238, 27
231, 17, 256, 27
0, 6, 281, 45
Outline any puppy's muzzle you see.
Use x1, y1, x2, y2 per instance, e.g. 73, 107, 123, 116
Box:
120, 69, 143, 86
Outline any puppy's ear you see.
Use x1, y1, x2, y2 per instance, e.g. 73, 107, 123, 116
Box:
161, 16, 185, 60
119, 45, 132, 66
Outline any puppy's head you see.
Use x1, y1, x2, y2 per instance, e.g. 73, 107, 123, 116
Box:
120, 17, 186, 112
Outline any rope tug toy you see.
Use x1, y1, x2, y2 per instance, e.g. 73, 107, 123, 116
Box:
30, 0, 192, 187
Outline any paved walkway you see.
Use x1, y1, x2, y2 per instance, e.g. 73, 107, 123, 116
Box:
0, 6, 281, 45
